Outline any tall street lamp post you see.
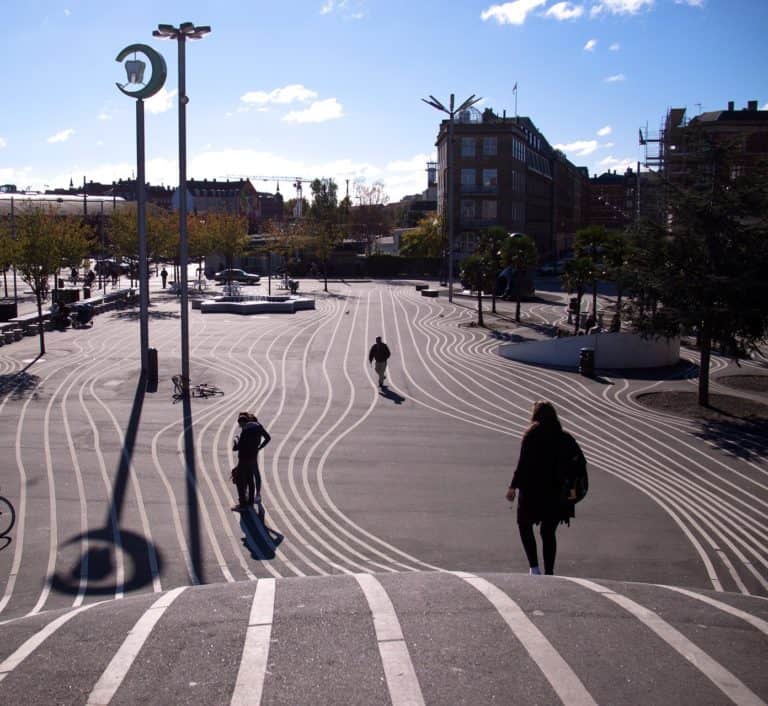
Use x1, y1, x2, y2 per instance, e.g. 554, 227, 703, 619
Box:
421, 93, 481, 302
153, 22, 211, 396
116, 43, 168, 378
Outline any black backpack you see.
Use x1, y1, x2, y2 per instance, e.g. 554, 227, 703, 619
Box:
558, 433, 588, 505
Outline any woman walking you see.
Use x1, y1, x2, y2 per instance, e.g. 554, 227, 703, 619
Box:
506, 401, 584, 576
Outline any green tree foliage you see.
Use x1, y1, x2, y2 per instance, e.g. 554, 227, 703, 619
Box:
460, 253, 495, 326
308, 178, 344, 292
477, 226, 508, 314
500, 232, 538, 323
603, 230, 632, 331
210, 212, 250, 284
399, 213, 445, 258
562, 257, 593, 335
574, 225, 609, 325
628, 126, 768, 406
0, 216, 19, 298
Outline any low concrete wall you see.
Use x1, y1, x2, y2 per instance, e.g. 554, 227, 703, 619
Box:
200, 295, 315, 315
498, 331, 680, 369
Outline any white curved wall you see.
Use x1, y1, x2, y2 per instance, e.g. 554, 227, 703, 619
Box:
498, 332, 680, 369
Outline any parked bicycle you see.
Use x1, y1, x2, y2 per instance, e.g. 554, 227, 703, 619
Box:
0, 491, 16, 537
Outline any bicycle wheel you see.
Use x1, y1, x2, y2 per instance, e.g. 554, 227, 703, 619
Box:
0, 496, 16, 536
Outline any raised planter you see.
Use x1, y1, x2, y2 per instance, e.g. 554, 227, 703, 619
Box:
421, 289, 439, 298
415, 284, 429, 291
0, 300, 18, 322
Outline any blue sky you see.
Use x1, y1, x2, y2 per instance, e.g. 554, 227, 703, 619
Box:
1, 0, 766, 202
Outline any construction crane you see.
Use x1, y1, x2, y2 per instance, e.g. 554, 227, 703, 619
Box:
223, 175, 321, 217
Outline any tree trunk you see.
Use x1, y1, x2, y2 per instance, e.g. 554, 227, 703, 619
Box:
515, 294, 521, 323
573, 294, 581, 335
613, 286, 624, 332
36, 289, 45, 355
698, 316, 712, 407
477, 288, 484, 327
324, 257, 329, 292
592, 281, 598, 327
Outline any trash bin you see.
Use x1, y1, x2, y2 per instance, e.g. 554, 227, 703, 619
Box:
0, 299, 17, 322
83, 286, 91, 299
579, 348, 595, 377
147, 347, 159, 389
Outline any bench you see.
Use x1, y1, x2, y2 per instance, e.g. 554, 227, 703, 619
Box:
420, 289, 439, 298
415, 284, 429, 291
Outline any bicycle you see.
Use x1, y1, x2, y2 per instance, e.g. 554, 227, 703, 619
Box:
192, 382, 224, 398
0, 492, 16, 537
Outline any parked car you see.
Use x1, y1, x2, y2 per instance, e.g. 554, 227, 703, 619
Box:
214, 268, 261, 284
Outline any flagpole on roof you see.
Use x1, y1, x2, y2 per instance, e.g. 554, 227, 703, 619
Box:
513, 82, 518, 118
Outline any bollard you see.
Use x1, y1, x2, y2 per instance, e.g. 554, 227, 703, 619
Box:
579, 347, 595, 377
147, 347, 159, 390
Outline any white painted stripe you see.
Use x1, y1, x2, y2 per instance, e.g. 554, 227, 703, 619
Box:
0, 601, 101, 683
86, 587, 185, 705
564, 577, 764, 706
231, 578, 276, 706
454, 572, 597, 706
354, 573, 425, 706
655, 584, 768, 636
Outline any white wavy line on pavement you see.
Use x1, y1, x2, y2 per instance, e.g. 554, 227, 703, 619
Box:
230, 578, 276, 706
454, 572, 597, 706
85, 586, 186, 706
354, 573, 426, 706
0, 600, 103, 683
655, 584, 768, 636
563, 577, 764, 706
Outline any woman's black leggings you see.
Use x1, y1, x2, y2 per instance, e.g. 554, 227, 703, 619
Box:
518, 519, 559, 575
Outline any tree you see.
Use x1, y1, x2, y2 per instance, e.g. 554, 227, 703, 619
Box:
562, 257, 593, 335
399, 213, 445, 257
0, 217, 18, 299
210, 212, 249, 285
460, 253, 494, 326
628, 126, 768, 406
477, 226, 508, 314
603, 230, 632, 331
350, 179, 391, 255
307, 178, 344, 292
574, 225, 609, 326
14, 207, 81, 354
500, 233, 538, 323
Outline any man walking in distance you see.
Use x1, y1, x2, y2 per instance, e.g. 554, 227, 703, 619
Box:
232, 412, 271, 511
368, 336, 391, 387
160, 267, 168, 289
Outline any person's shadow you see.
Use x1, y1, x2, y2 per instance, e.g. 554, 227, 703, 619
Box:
379, 385, 405, 404
240, 506, 284, 560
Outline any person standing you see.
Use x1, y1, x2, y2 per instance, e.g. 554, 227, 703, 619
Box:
368, 336, 391, 387
506, 401, 584, 576
161, 267, 168, 289
232, 412, 271, 511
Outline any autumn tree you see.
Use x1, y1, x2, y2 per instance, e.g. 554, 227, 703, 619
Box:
14, 207, 82, 354
399, 213, 445, 258
349, 179, 391, 255
210, 212, 249, 286
307, 178, 344, 292
0, 217, 18, 299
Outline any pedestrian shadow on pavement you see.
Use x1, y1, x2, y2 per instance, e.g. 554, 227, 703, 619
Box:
51, 372, 163, 597
379, 385, 405, 404
240, 507, 284, 560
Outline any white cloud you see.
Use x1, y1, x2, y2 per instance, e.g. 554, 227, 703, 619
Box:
603, 141, 615, 148
241, 84, 318, 106
598, 155, 635, 172
0, 137, 6, 149
283, 98, 344, 124
97, 112, 112, 121
545, 2, 584, 20
584, 38, 597, 51
596, 125, 612, 136
47, 128, 75, 144
320, 0, 366, 19
145, 87, 178, 115
481, 0, 547, 25
762, 103, 768, 111
591, 0, 653, 15
64, 9, 71, 16
604, 73, 626, 82
554, 139, 598, 156
609, 42, 620, 50
675, 0, 703, 6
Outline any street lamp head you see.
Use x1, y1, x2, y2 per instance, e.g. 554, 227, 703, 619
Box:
421, 97, 448, 114
124, 59, 146, 84
457, 94, 483, 113
115, 44, 167, 100
154, 22, 211, 40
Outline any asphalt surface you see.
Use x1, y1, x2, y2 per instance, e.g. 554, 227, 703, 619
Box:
0, 276, 765, 704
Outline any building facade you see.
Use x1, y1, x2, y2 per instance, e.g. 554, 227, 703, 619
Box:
433, 107, 586, 264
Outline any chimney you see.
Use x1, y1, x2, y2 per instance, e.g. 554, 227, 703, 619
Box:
748, 100, 758, 111
727, 101, 734, 111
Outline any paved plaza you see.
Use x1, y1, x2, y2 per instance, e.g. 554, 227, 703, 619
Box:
0, 277, 765, 704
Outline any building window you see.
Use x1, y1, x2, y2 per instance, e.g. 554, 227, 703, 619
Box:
482, 137, 497, 156
461, 169, 476, 186
461, 137, 475, 157
461, 199, 476, 218
481, 200, 497, 219
482, 169, 498, 190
